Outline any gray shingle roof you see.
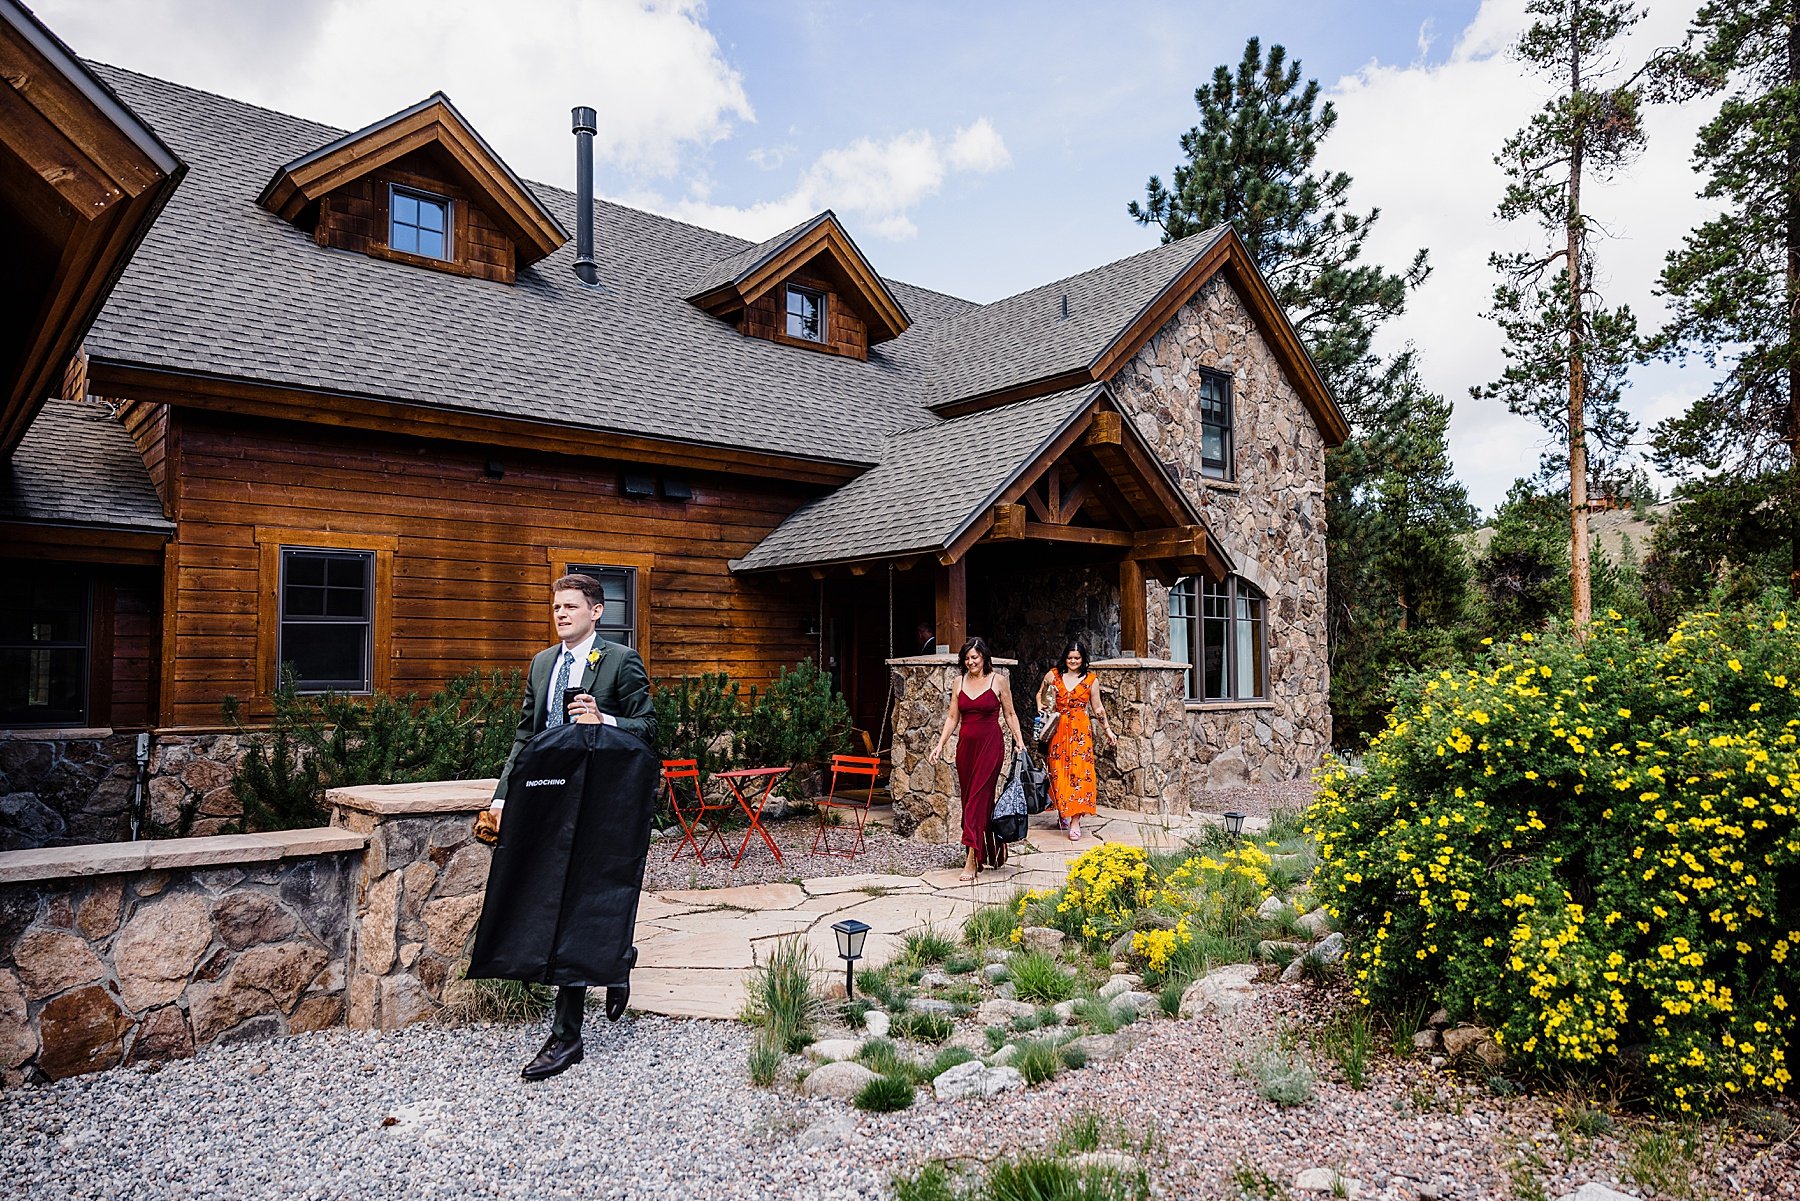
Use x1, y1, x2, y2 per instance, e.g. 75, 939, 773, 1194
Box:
730, 385, 1100, 571
922, 228, 1227, 409
78, 67, 1231, 473
686, 212, 829, 297
0, 399, 172, 533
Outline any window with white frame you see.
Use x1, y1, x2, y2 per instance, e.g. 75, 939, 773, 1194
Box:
1169, 574, 1265, 701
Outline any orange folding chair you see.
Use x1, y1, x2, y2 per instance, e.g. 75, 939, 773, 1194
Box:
664, 759, 729, 864
811, 753, 882, 858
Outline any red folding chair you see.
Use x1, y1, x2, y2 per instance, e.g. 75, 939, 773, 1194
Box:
664, 759, 729, 864
811, 753, 882, 858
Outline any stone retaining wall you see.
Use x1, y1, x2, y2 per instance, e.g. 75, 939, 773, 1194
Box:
0, 828, 363, 1085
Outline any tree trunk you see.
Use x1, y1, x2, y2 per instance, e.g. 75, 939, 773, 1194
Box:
1788, 7, 1800, 597
1568, 32, 1593, 634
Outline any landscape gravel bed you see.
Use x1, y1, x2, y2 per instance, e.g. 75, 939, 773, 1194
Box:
7, 988, 1796, 1200
1189, 779, 1316, 823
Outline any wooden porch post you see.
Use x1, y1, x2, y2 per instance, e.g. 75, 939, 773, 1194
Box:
1119, 558, 1147, 656
935, 557, 967, 652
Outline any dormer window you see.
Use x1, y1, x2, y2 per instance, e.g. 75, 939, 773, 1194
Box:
389, 186, 450, 260
785, 285, 825, 343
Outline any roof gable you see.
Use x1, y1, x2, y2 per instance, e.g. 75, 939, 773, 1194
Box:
687, 210, 910, 343
256, 92, 566, 267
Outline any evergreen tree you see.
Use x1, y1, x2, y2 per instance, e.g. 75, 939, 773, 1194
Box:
1650, 0, 1800, 592
1475, 480, 1573, 638
1473, 0, 1652, 634
1128, 36, 1428, 410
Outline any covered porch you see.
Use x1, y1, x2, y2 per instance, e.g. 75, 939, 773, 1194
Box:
731, 385, 1225, 837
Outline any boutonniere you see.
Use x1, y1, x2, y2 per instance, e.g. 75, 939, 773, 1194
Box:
587, 648, 603, 669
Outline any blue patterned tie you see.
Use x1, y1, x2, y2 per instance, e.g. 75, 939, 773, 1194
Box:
547, 650, 573, 728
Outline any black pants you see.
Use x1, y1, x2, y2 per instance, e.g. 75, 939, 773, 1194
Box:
552, 986, 586, 1040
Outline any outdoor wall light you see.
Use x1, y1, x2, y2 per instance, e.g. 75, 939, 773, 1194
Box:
1223, 810, 1246, 839
832, 919, 871, 997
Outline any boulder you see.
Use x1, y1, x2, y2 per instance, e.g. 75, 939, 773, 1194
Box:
804, 1038, 865, 1063
1073, 1151, 1142, 1175
1427, 1007, 1451, 1028
1019, 926, 1064, 952
1294, 1168, 1362, 1197
983, 948, 1012, 964
13, 928, 105, 1000
1295, 908, 1332, 938
1255, 895, 1291, 921
1205, 746, 1251, 789
795, 1112, 857, 1151
1179, 964, 1258, 1018
932, 1060, 1024, 1101
802, 1060, 880, 1101
113, 891, 213, 1011
976, 999, 1036, 1025
1111, 990, 1156, 1017
906, 997, 958, 1018
1069, 1033, 1125, 1062
989, 1043, 1019, 1066
862, 1010, 891, 1038
1051, 1000, 1078, 1024
1554, 1187, 1638, 1201
982, 964, 1009, 983
1412, 1028, 1443, 1053
1313, 931, 1345, 963
918, 968, 954, 989
36, 985, 129, 1079
1442, 1025, 1488, 1057
1097, 974, 1142, 1000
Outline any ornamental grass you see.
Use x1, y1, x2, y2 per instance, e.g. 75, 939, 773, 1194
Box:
1310, 599, 1800, 1112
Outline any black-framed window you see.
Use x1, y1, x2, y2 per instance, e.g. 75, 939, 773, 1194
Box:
279, 549, 374, 692
0, 566, 89, 726
1199, 371, 1233, 480
563, 563, 637, 648
1169, 575, 1265, 701
389, 186, 451, 260
785, 285, 825, 342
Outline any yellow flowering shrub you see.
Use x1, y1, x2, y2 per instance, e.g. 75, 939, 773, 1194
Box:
1057, 844, 1152, 940
1311, 601, 1800, 1111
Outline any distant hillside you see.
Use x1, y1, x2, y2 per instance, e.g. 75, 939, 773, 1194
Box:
1469, 500, 1675, 561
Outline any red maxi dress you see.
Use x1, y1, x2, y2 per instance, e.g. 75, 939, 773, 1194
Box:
955, 684, 1005, 860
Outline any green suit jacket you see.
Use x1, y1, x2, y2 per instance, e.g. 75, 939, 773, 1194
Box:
493, 638, 656, 800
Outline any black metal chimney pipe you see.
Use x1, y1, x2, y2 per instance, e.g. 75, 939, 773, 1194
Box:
571, 105, 598, 286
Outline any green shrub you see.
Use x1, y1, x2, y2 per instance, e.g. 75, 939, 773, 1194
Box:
944, 953, 981, 975
853, 1074, 916, 1112
892, 1010, 954, 1043
742, 937, 824, 1052
857, 1037, 904, 1077
1310, 601, 1800, 1111
891, 1163, 960, 1201
904, 927, 958, 966
983, 1156, 1148, 1201
1013, 1038, 1063, 1085
651, 671, 744, 778
1058, 1043, 1088, 1071
919, 1046, 976, 1082
963, 897, 1023, 945
439, 974, 552, 1024
1007, 949, 1076, 1003
1243, 1046, 1314, 1106
739, 659, 852, 772
224, 668, 522, 832
1072, 995, 1124, 1034
747, 1032, 782, 1086
1310, 1009, 1374, 1090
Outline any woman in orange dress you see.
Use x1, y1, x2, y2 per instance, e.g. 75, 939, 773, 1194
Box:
1037, 641, 1115, 841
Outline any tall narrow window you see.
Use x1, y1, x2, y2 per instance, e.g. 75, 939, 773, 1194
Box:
785, 285, 825, 342
1168, 575, 1265, 701
389, 186, 451, 260
563, 563, 637, 648
1198, 371, 1233, 480
279, 549, 374, 691
0, 565, 89, 725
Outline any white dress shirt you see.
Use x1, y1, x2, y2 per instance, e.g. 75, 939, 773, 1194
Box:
490, 633, 615, 810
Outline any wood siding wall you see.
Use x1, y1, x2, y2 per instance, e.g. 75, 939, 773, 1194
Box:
117, 398, 172, 514
158, 409, 824, 727
315, 148, 516, 284
741, 269, 868, 360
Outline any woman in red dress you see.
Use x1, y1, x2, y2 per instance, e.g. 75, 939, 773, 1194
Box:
927, 637, 1026, 882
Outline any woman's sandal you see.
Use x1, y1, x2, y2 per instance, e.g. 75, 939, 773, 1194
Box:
957, 870, 977, 883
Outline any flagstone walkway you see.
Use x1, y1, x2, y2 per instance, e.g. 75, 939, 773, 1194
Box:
628, 805, 1260, 1020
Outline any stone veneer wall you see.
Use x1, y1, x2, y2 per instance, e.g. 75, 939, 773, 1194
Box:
888, 655, 1019, 843
979, 564, 1121, 719
0, 828, 363, 1084
0, 730, 248, 853
1090, 661, 1189, 815
1107, 273, 1332, 796
0, 778, 496, 1084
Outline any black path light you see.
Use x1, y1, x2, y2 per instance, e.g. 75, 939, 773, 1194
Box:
1223, 811, 1246, 839
832, 919, 871, 998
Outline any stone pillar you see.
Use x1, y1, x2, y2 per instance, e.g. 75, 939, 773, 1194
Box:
328, 779, 494, 1031
1091, 659, 1188, 815
886, 654, 1018, 843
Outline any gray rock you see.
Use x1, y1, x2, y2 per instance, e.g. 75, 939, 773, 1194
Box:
989, 1043, 1019, 1066
862, 1010, 891, 1038
1019, 926, 1064, 952
1097, 974, 1141, 1000
794, 1112, 856, 1151
1255, 895, 1290, 921
932, 1060, 1024, 1101
906, 997, 958, 1018
1110, 932, 1137, 960
1295, 908, 1332, 938
1412, 1029, 1443, 1053
1427, 1007, 1450, 1028
1313, 931, 1345, 963
1068, 1033, 1123, 1062
982, 948, 1013, 964
1051, 1000, 1078, 1024
1553, 1187, 1638, 1201
1294, 1167, 1361, 1196
1111, 990, 1155, 1017
1179, 964, 1258, 1018
804, 1038, 864, 1063
1072, 1151, 1141, 1175
994, 982, 1017, 1000
982, 963, 1009, 983
801, 1060, 879, 1101
976, 999, 1035, 1025
918, 968, 953, 989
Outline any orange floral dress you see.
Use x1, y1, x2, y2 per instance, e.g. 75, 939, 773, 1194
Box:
1046, 672, 1098, 821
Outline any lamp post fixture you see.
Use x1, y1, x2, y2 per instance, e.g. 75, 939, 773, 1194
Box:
1223, 810, 1246, 840
832, 919, 871, 998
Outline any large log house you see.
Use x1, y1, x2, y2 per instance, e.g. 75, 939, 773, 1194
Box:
1, 47, 1345, 849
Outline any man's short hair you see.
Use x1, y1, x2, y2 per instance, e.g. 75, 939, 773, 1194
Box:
553, 573, 607, 608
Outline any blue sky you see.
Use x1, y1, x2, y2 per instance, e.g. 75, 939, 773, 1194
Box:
37, 0, 1713, 515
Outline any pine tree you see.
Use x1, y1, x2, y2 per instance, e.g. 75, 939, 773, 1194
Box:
1651, 0, 1800, 593
1128, 36, 1428, 411
1474, 0, 1653, 635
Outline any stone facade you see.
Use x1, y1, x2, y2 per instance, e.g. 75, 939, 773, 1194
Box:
0, 828, 361, 1084
980, 564, 1121, 716
1109, 274, 1332, 795
888, 656, 1018, 844
1089, 661, 1188, 815
327, 780, 494, 1032
0, 732, 138, 850
0, 730, 248, 853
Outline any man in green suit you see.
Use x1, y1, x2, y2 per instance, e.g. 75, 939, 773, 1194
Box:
483, 572, 656, 1080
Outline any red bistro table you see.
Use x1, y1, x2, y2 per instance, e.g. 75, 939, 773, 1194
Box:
713, 766, 790, 868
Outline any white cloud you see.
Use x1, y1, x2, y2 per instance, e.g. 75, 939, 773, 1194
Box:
34, 0, 753, 186
1324, 0, 1717, 514
651, 120, 1013, 242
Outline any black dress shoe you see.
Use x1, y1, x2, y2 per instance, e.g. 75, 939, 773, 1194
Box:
521, 1034, 584, 1081
605, 945, 636, 1022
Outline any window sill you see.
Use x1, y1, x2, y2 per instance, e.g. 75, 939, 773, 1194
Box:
1184, 700, 1274, 712
1201, 478, 1241, 493
0, 726, 114, 740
